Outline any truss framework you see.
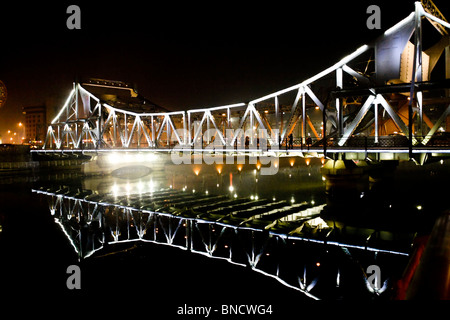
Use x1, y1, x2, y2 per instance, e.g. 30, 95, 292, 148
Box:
44, 2, 450, 154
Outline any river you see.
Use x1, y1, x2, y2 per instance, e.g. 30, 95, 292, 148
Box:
0, 155, 449, 311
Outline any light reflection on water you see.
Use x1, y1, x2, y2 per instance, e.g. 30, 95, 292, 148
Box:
32, 155, 450, 300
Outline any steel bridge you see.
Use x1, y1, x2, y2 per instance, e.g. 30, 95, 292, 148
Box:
39, 2, 450, 162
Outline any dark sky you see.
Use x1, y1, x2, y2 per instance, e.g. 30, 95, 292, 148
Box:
1, 0, 448, 133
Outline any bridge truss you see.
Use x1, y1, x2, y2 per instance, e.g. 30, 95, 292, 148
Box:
43, 2, 450, 157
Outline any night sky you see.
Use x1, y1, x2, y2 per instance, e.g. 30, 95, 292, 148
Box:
1, 0, 448, 134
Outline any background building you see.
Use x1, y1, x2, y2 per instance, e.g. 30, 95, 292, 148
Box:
22, 105, 46, 146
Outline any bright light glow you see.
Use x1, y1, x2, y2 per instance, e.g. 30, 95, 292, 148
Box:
111, 184, 119, 196
229, 185, 234, 192
234, 193, 238, 198
136, 153, 144, 162
124, 153, 133, 163
416, 205, 422, 211
311, 200, 315, 205
125, 183, 131, 194
107, 153, 122, 164
137, 181, 144, 193
146, 153, 157, 161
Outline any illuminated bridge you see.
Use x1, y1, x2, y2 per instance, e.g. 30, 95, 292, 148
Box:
38, 2, 450, 166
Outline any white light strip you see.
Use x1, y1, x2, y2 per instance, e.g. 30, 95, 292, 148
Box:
188, 103, 246, 114
416, 1, 450, 30
51, 88, 75, 124
31, 147, 450, 154
384, 12, 415, 36
250, 45, 370, 104
421, 10, 450, 30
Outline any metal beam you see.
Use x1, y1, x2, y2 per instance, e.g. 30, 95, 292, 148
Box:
338, 95, 376, 146
377, 94, 410, 137
422, 104, 450, 145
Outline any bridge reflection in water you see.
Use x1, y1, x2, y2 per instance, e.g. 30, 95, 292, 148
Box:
31, 159, 423, 300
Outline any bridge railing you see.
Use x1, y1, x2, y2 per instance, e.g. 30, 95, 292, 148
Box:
36, 133, 450, 153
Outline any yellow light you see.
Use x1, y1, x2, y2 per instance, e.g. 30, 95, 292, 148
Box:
289, 159, 295, 167
305, 159, 310, 166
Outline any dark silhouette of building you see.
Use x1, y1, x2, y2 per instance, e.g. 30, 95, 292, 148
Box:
22, 105, 46, 146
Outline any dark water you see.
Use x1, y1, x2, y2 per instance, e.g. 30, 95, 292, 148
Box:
0, 156, 449, 313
